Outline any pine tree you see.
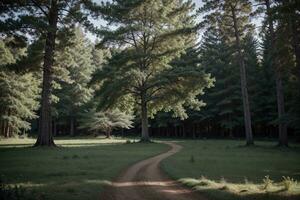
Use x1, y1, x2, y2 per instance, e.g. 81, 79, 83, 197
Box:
93, 0, 213, 141
274, 0, 300, 139
54, 27, 95, 136
1, 0, 102, 146
267, 0, 288, 146
200, 0, 255, 145
198, 25, 243, 137
0, 38, 40, 137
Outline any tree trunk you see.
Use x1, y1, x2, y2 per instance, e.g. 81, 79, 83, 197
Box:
70, 117, 75, 136
182, 124, 186, 138
35, 0, 58, 147
53, 119, 57, 137
106, 130, 111, 138
231, 6, 254, 145
5, 124, 9, 138
276, 76, 288, 146
192, 124, 196, 139
265, 0, 288, 146
141, 92, 149, 141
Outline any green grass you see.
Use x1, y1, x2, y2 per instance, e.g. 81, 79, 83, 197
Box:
0, 137, 168, 200
161, 139, 300, 200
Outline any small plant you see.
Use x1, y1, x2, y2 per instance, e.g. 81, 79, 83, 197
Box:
220, 176, 227, 184
262, 175, 273, 190
72, 154, 79, 159
126, 140, 131, 144
244, 177, 249, 184
189, 155, 195, 163
281, 176, 297, 191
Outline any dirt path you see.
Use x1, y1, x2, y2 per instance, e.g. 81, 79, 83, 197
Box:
100, 141, 206, 200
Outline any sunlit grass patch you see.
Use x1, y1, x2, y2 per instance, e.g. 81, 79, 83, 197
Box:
0, 136, 128, 148
162, 139, 300, 200
179, 176, 300, 198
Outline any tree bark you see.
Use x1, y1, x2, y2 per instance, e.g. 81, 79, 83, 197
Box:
182, 124, 186, 138
70, 117, 75, 137
141, 91, 149, 141
231, 6, 254, 145
192, 124, 196, 139
53, 119, 57, 137
5, 123, 9, 138
106, 130, 111, 138
265, 0, 288, 146
35, 0, 58, 147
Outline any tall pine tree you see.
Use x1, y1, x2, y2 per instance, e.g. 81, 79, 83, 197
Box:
93, 0, 213, 141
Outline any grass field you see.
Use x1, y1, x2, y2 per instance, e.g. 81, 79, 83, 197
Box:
0, 137, 168, 200
161, 139, 300, 200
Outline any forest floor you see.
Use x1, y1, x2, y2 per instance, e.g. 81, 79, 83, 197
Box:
161, 139, 300, 200
0, 136, 168, 200
1, 137, 300, 200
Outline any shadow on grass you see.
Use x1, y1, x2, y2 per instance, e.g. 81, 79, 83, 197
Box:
197, 188, 300, 200
1, 179, 112, 200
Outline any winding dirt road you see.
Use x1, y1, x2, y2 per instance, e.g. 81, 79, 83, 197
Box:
100, 141, 206, 200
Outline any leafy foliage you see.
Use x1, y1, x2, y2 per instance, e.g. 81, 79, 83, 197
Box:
79, 109, 134, 137
0, 38, 40, 137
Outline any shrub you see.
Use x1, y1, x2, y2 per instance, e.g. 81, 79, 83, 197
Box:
281, 176, 297, 191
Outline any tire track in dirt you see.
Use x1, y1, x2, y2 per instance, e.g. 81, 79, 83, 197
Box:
100, 141, 207, 200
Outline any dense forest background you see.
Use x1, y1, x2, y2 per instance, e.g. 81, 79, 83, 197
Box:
0, 0, 299, 146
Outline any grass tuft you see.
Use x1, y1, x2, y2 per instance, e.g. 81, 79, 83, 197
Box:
281, 176, 297, 191
262, 175, 273, 190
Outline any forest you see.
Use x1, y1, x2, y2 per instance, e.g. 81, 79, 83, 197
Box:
0, 0, 300, 200
1, 0, 300, 147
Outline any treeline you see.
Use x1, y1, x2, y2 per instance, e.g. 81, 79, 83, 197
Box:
150, 0, 300, 144
0, 0, 299, 146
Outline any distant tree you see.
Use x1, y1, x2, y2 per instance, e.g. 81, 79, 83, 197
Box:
93, 0, 213, 141
275, 0, 300, 140
1, 0, 101, 146
0, 38, 40, 137
54, 27, 95, 136
199, 25, 243, 137
254, 0, 289, 146
200, 0, 255, 145
79, 109, 134, 138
